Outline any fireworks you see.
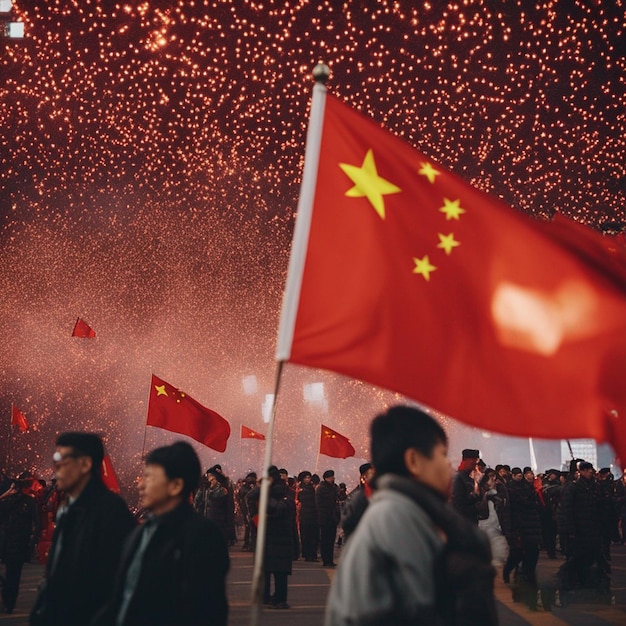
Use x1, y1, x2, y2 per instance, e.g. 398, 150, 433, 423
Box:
0, 1, 623, 486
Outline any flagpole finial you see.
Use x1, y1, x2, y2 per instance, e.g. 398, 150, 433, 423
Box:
312, 63, 330, 84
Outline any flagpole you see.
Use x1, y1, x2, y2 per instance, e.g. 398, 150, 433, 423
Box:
140, 376, 152, 461
249, 360, 284, 626
250, 63, 330, 626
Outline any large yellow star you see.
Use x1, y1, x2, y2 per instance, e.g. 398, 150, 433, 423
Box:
339, 149, 401, 219
412, 255, 437, 281
437, 232, 460, 255
155, 384, 168, 396
439, 198, 466, 220
418, 162, 440, 184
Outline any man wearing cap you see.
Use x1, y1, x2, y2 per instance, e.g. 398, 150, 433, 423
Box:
316, 470, 340, 567
30, 432, 135, 626
558, 461, 610, 601
451, 449, 482, 524
340, 462, 374, 541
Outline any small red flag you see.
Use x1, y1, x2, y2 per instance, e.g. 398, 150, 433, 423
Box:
11, 404, 29, 432
147, 375, 231, 452
320, 424, 355, 459
277, 90, 626, 462
241, 425, 266, 440
72, 317, 96, 338
100, 453, 121, 493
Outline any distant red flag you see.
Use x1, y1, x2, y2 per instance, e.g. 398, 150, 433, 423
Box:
320, 424, 355, 459
277, 88, 626, 462
241, 425, 266, 440
72, 317, 96, 338
147, 374, 231, 452
11, 404, 29, 432
101, 453, 121, 493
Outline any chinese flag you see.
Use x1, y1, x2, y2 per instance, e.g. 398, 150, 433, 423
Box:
101, 453, 121, 494
146, 375, 231, 452
72, 317, 96, 338
11, 404, 29, 432
241, 425, 266, 440
320, 424, 356, 459
277, 90, 626, 461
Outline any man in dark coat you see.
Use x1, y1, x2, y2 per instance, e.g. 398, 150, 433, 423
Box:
98, 441, 229, 626
316, 469, 340, 567
263, 467, 296, 608
30, 432, 135, 626
340, 462, 374, 541
297, 471, 319, 561
451, 449, 482, 524
0, 475, 39, 613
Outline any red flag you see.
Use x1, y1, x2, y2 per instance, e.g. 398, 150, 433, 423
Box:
11, 404, 29, 432
72, 317, 96, 338
241, 425, 266, 440
147, 375, 231, 452
101, 453, 121, 493
320, 424, 355, 459
277, 89, 626, 461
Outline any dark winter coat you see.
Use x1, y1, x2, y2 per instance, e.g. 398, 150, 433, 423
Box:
507, 479, 542, 546
0, 493, 38, 563
340, 485, 369, 540
316, 480, 339, 527
451, 471, 482, 524
264, 482, 295, 574
297, 483, 318, 526
99, 501, 229, 626
30, 476, 135, 626
561, 476, 602, 548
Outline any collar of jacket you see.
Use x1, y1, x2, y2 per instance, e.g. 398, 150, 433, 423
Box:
376, 474, 490, 555
151, 500, 195, 528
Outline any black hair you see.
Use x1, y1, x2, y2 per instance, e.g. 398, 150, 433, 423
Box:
371, 405, 447, 478
56, 432, 105, 477
145, 441, 201, 498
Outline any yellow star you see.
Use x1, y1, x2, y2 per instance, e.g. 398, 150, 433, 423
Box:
412, 255, 437, 281
418, 162, 440, 184
339, 149, 401, 219
437, 233, 460, 255
155, 384, 168, 396
439, 198, 466, 220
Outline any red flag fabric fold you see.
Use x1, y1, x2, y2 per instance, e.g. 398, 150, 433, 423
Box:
72, 318, 96, 338
320, 424, 355, 459
100, 453, 121, 493
146, 375, 231, 453
279, 91, 626, 462
11, 404, 29, 432
241, 425, 266, 440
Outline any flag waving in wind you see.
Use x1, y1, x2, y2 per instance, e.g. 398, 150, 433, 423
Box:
277, 87, 626, 461
11, 404, 29, 432
147, 375, 231, 452
320, 424, 355, 459
241, 425, 266, 440
72, 318, 96, 338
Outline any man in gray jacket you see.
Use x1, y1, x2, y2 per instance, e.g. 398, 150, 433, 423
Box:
325, 405, 497, 626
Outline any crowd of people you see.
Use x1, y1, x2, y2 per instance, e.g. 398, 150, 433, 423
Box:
0, 408, 624, 623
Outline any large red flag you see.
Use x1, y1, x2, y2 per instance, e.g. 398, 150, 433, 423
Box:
277, 88, 626, 461
320, 424, 356, 459
72, 317, 96, 338
241, 425, 266, 440
147, 375, 231, 452
100, 453, 121, 494
11, 404, 29, 432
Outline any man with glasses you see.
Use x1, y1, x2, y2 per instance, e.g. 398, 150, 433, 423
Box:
30, 432, 135, 626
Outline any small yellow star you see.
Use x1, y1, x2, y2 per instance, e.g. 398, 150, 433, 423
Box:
439, 198, 466, 220
155, 384, 168, 396
412, 255, 437, 281
437, 233, 460, 255
418, 162, 440, 184
339, 149, 401, 219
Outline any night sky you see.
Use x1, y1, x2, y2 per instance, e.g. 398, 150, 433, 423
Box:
1, 0, 624, 495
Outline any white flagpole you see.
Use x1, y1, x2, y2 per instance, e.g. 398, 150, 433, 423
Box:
529, 437, 538, 472
249, 63, 330, 626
